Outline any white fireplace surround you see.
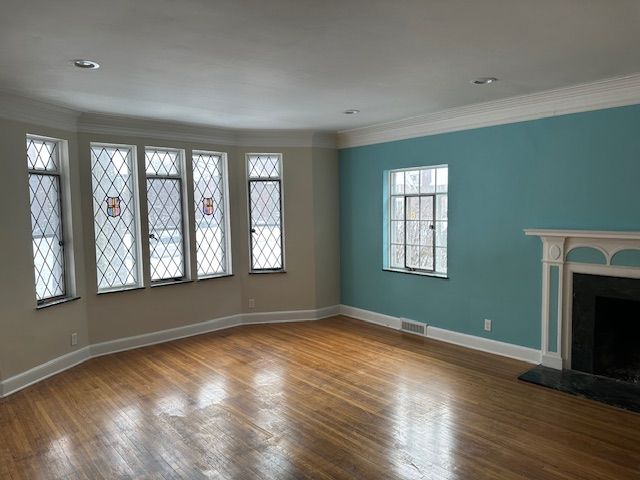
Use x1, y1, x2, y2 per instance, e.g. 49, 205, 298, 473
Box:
525, 229, 640, 369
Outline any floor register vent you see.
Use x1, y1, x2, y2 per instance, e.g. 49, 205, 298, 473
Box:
400, 318, 426, 336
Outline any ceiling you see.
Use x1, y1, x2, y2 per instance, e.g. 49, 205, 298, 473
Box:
1, 0, 639, 131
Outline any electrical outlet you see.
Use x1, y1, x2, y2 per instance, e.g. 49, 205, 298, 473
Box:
71, 332, 78, 346
248, 298, 255, 309
484, 319, 492, 332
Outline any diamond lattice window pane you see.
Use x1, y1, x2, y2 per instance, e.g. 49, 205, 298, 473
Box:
27, 138, 59, 171
249, 180, 282, 270
146, 148, 180, 176
29, 173, 65, 300
91, 145, 140, 291
248, 155, 280, 179
147, 178, 185, 280
193, 152, 228, 277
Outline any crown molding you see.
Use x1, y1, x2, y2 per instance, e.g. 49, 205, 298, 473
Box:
79, 114, 338, 148
0, 92, 336, 148
78, 113, 336, 148
77, 112, 238, 145
338, 73, 640, 149
236, 130, 337, 149
5, 71, 639, 151
0, 91, 79, 132
311, 132, 339, 149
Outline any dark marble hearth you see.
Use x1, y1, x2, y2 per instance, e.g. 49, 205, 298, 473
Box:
519, 365, 640, 414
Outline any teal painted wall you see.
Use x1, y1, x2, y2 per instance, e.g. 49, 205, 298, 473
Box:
566, 247, 607, 264
611, 249, 640, 267
339, 105, 640, 349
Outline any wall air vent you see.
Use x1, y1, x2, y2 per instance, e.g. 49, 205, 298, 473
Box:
400, 318, 426, 336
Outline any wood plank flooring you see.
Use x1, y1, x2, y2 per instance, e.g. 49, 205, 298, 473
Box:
1, 316, 639, 479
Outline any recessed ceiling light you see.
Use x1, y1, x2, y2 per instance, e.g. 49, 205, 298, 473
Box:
472, 77, 498, 85
73, 59, 100, 70
344, 109, 360, 115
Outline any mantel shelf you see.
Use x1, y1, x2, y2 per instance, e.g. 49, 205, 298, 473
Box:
524, 229, 640, 241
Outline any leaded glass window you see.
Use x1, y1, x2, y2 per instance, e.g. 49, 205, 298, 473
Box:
193, 151, 231, 277
145, 147, 187, 282
27, 136, 68, 302
387, 165, 448, 275
247, 154, 284, 271
91, 143, 142, 292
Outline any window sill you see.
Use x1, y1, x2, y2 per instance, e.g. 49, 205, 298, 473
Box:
97, 285, 145, 296
36, 296, 81, 310
150, 278, 194, 288
383, 267, 449, 279
249, 270, 287, 275
197, 273, 233, 282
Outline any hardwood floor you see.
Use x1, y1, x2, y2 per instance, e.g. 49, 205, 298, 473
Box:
1, 316, 639, 479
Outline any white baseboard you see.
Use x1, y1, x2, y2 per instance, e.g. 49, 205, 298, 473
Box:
427, 326, 541, 364
339, 304, 402, 329
0, 306, 339, 398
90, 313, 243, 359
242, 305, 340, 325
339, 304, 541, 364
1, 304, 540, 398
1, 347, 91, 398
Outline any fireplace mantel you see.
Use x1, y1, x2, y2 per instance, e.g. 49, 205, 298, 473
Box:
524, 229, 640, 240
525, 229, 640, 369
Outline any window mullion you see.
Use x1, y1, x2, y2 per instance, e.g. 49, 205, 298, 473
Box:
147, 174, 180, 180
55, 173, 68, 296
27, 170, 60, 176
431, 193, 436, 272
404, 195, 409, 271
248, 179, 255, 270
277, 179, 283, 269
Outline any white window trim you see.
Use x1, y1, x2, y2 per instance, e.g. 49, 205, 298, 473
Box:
384, 164, 449, 278
145, 146, 191, 284
90, 142, 144, 294
192, 149, 233, 279
246, 153, 286, 273
27, 134, 77, 305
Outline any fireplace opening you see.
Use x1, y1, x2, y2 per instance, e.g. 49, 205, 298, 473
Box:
571, 273, 640, 384
594, 296, 640, 383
